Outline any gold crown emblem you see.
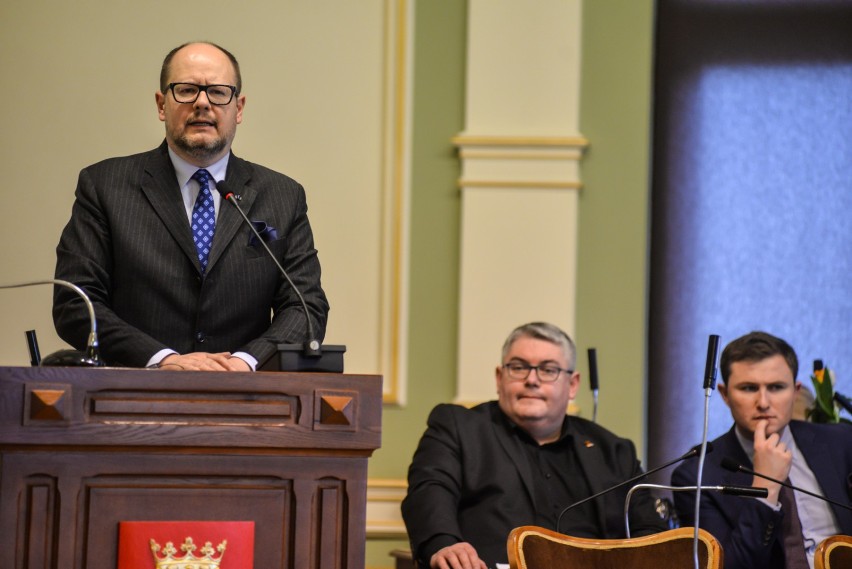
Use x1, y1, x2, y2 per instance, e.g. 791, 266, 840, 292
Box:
150, 536, 227, 569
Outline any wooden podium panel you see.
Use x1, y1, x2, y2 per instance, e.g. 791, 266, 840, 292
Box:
0, 366, 382, 569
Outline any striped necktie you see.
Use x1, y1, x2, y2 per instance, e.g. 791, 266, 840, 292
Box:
779, 483, 809, 569
190, 169, 216, 274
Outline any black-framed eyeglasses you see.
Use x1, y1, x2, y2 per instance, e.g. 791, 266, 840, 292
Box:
167, 83, 237, 105
502, 361, 572, 383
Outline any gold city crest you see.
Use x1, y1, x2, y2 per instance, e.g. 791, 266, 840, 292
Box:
150, 536, 227, 569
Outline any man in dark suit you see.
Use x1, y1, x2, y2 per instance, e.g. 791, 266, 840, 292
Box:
401, 322, 667, 569
671, 331, 852, 569
53, 42, 328, 370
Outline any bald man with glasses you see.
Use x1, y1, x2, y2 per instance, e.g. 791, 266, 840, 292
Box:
53, 42, 329, 371
402, 322, 667, 569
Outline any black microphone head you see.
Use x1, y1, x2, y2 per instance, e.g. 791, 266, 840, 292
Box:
215, 179, 237, 200
703, 334, 721, 389
587, 348, 599, 391
722, 485, 768, 498
720, 457, 743, 473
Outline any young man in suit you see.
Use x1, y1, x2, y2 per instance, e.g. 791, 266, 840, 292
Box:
53, 42, 328, 370
402, 322, 667, 569
671, 331, 852, 569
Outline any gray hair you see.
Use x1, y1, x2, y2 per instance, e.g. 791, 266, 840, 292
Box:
501, 322, 576, 369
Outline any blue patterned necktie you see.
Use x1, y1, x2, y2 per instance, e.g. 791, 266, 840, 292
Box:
190, 169, 216, 274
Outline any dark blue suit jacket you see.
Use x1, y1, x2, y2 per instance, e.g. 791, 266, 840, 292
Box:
53, 141, 328, 367
671, 421, 852, 569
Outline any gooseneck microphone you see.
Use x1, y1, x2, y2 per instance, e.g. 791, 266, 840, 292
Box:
588, 348, 599, 423
693, 333, 721, 569
624, 483, 768, 537
555, 442, 713, 534
216, 180, 343, 371
216, 180, 319, 356
1, 279, 102, 366
720, 457, 852, 511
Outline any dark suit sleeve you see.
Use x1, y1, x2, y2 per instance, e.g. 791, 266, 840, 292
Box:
54, 166, 170, 364
401, 405, 468, 567
671, 460, 783, 569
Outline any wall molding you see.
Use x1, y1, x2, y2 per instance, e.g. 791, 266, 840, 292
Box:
454, 0, 587, 404
366, 478, 408, 538
458, 180, 583, 190
379, 0, 413, 405
452, 134, 589, 147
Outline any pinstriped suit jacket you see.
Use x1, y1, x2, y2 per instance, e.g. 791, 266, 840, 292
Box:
53, 141, 329, 367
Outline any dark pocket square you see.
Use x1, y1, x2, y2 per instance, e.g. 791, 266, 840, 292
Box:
249, 220, 278, 247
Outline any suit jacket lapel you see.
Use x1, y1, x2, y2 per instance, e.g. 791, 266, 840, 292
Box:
140, 144, 201, 272
791, 422, 852, 532
490, 407, 537, 508
206, 153, 256, 273
567, 422, 609, 533
716, 428, 754, 485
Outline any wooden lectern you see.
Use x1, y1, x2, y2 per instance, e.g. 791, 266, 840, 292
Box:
0, 366, 382, 569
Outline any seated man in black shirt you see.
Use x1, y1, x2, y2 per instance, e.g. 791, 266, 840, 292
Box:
401, 322, 667, 569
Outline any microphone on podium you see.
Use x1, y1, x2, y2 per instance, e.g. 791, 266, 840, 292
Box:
215, 180, 345, 372
1, 279, 103, 366
720, 457, 852, 511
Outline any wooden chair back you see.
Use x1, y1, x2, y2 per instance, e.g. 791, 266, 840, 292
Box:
507, 526, 723, 569
815, 534, 852, 569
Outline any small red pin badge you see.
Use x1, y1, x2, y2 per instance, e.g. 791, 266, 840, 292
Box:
584, 440, 595, 448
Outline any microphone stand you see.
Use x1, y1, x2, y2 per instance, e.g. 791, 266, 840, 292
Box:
693, 334, 720, 569
624, 483, 768, 538
555, 443, 711, 534
0, 279, 102, 366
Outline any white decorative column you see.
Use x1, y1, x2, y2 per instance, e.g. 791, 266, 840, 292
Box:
455, 0, 588, 403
